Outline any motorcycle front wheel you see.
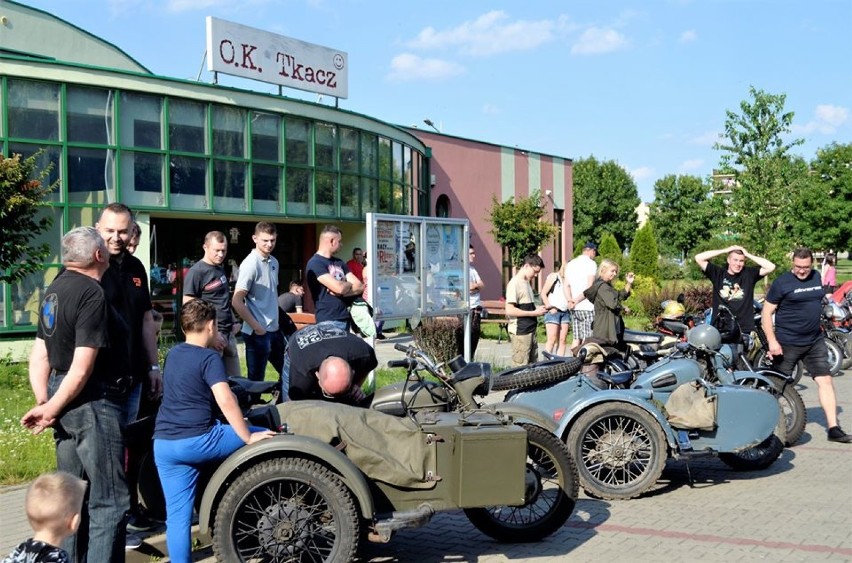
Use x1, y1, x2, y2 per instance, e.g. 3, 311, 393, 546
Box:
566, 403, 667, 500
465, 423, 578, 542
213, 458, 360, 563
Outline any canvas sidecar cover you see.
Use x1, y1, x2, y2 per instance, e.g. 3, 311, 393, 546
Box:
278, 401, 438, 489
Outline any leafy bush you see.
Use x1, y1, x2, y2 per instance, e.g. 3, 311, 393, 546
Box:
615, 274, 659, 318
683, 283, 713, 313
659, 257, 685, 280
413, 317, 462, 366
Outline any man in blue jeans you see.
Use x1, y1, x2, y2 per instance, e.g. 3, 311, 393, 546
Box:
21, 227, 130, 562
232, 222, 284, 383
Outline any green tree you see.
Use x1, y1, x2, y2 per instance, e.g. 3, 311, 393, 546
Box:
573, 156, 641, 249
792, 142, 852, 252
650, 174, 717, 259
629, 222, 660, 280
0, 153, 55, 284
714, 86, 806, 256
487, 190, 559, 267
598, 232, 622, 269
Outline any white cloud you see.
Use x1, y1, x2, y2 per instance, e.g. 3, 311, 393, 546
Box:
680, 30, 698, 43
482, 103, 500, 115
166, 0, 231, 11
407, 11, 567, 57
571, 27, 628, 55
679, 159, 704, 171
629, 166, 655, 182
689, 131, 720, 146
793, 104, 850, 134
386, 53, 466, 82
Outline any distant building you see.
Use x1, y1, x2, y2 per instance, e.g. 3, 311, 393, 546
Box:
636, 201, 650, 228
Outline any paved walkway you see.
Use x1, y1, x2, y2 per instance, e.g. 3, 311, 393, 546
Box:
2, 336, 850, 562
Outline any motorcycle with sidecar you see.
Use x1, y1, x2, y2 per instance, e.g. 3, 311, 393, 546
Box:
132, 350, 579, 561
506, 325, 784, 500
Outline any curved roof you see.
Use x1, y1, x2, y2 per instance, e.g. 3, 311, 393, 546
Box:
0, 0, 150, 73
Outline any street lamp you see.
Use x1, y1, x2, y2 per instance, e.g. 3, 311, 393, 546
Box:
423, 119, 441, 133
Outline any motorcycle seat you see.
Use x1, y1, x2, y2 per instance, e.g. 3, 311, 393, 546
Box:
599, 369, 633, 386
229, 376, 279, 395
661, 319, 689, 336
623, 330, 664, 345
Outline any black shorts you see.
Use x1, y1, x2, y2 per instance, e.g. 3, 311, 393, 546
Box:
772, 338, 830, 377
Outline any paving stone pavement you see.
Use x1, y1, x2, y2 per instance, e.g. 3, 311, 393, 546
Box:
2, 335, 850, 562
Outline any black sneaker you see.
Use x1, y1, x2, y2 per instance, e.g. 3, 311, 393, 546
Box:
375, 333, 387, 340
125, 533, 143, 551
828, 426, 852, 443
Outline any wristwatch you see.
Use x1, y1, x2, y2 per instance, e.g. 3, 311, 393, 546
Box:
150, 364, 160, 372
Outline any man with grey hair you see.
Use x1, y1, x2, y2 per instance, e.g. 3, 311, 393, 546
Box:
22, 226, 131, 562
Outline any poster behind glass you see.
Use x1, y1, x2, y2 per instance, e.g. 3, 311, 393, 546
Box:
424, 222, 466, 313
373, 219, 421, 319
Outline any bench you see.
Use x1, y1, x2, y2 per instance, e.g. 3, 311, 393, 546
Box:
287, 312, 316, 330
480, 299, 510, 343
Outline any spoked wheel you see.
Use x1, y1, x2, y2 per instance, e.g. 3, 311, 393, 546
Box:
755, 350, 804, 384
566, 403, 667, 500
212, 458, 359, 563
465, 424, 578, 541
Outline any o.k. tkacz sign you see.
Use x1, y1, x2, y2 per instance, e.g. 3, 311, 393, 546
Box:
206, 16, 349, 99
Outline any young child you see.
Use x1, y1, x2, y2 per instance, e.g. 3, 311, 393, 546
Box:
153, 298, 275, 563
3, 471, 86, 563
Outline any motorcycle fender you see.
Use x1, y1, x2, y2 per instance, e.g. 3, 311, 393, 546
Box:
557, 392, 679, 449
197, 434, 375, 539
489, 402, 558, 433
733, 370, 791, 391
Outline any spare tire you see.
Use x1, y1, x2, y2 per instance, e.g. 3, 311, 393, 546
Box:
491, 358, 582, 392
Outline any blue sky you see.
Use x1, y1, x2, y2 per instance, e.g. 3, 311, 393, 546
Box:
20, 0, 852, 202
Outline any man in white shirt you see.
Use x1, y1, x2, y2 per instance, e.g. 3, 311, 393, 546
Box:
564, 242, 598, 351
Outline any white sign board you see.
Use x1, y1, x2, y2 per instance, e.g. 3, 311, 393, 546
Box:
366, 213, 469, 321
206, 16, 349, 99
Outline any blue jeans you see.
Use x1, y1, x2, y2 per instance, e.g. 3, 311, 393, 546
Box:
50, 375, 129, 563
154, 422, 265, 563
281, 348, 292, 401
244, 329, 284, 381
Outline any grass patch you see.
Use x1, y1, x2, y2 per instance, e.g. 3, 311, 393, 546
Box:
0, 359, 56, 485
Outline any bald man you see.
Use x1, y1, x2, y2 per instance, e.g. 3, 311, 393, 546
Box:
285, 322, 377, 405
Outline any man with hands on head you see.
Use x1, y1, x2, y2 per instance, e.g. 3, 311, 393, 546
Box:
694, 244, 775, 334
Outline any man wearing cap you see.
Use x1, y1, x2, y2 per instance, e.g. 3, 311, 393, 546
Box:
564, 242, 599, 351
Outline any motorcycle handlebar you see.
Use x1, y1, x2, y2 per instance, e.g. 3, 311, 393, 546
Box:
394, 343, 410, 353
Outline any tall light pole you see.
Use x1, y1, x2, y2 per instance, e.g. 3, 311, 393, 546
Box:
423, 118, 441, 133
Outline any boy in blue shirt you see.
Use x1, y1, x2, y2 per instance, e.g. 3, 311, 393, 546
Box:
154, 299, 275, 563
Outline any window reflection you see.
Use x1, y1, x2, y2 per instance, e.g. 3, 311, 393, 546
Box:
7, 79, 60, 141
169, 100, 206, 153
67, 86, 113, 145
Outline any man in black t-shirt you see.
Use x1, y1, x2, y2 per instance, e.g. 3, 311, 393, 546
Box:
763, 247, 852, 443
96, 203, 162, 424
183, 231, 240, 376
306, 225, 364, 329
694, 245, 775, 334
285, 323, 377, 404
21, 227, 130, 562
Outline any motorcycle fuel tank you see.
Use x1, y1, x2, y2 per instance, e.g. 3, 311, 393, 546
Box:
631, 357, 704, 392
